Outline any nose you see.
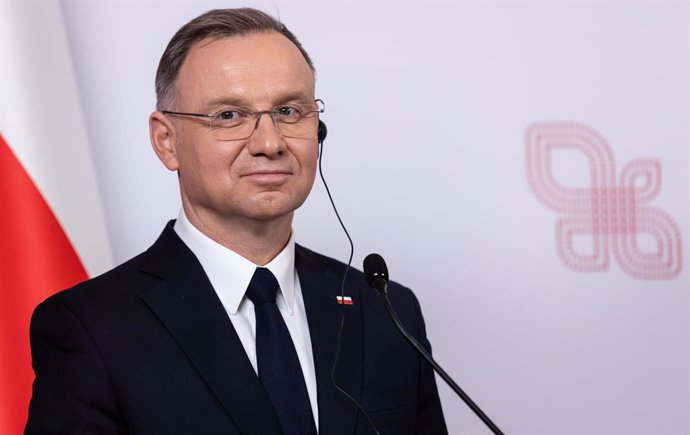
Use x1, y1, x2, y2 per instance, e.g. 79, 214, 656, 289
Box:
247, 112, 285, 157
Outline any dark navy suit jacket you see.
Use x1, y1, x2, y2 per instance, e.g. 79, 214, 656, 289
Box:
25, 222, 447, 434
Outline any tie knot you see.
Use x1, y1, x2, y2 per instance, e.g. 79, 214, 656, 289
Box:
246, 267, 280, 306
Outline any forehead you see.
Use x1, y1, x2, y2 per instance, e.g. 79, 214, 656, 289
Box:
176, 31, 315, 108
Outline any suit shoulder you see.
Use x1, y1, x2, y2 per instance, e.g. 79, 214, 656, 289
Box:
295, 244, 419, 306
295, 244, 370, 288
43, 250, 158, 319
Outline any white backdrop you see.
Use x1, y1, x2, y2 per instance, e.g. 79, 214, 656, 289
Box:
59, 0, 689, 433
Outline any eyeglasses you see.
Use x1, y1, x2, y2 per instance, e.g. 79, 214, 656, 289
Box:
162, 99, 325, 141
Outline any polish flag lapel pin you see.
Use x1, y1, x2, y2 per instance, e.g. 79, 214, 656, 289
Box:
336, 295, 353, 305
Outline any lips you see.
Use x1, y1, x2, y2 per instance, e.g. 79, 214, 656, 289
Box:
242, 169, 292, 185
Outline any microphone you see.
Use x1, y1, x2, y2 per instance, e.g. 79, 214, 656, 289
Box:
363, 253, 388, 295
363, 254, 505, 435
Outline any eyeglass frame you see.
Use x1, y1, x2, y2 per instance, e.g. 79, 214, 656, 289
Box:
160, 98, 325, 141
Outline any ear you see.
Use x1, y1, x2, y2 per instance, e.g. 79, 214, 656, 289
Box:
149, 111, 180, 171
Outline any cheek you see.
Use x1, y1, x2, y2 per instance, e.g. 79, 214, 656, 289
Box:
177, 140, 242, 187
298, 141, 319, 170
299, 148, 319, 187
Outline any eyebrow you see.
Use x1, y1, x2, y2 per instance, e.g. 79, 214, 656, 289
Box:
203, 93, 313, 112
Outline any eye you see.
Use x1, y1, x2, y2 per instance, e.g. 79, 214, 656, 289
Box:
274, 105, 303, 123
213, 109, 245, 128
219, 110, 240, 120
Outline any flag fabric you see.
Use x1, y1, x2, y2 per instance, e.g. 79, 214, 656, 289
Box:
0, 1, 112, 433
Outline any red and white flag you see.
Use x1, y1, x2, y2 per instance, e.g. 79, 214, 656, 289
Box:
336, 296, 353, 305
0, 1, 112, 432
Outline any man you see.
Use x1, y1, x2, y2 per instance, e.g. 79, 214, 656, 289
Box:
26, 8, 447, 435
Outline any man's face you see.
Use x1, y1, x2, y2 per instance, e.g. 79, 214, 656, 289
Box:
153, 32, 318, 226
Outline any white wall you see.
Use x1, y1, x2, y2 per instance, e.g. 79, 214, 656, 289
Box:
60, 0, 689, 433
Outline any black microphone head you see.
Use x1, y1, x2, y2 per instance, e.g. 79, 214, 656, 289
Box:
317, 120, 327, 143
363, 253, 389, 288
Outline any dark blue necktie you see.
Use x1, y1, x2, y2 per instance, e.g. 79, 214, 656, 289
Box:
246, 267, 317, 435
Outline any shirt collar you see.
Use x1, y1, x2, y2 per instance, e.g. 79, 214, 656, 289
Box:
173, 209, 296, 315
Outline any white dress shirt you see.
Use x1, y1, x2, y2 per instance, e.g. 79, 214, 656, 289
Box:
173, 210, 319, 429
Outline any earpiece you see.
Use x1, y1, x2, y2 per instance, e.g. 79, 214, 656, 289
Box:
315, 117, 375, 433
317, 120, 327, 143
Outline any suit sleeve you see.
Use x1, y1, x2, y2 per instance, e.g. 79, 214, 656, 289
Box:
409, 291, 449, 435
25, 299, 127, 435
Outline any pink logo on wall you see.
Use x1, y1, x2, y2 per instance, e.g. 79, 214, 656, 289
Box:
525, 122, 682, 280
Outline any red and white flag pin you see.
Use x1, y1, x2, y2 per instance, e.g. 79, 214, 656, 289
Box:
336, 296, 353, 305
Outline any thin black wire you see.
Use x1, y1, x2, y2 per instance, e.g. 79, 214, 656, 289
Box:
318, 136, 381, 435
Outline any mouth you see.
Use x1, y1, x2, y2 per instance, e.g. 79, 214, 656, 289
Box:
242, 169, 292, 185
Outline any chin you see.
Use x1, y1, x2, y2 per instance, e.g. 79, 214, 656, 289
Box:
245, 193, 308, 221
243, 204, 296, 222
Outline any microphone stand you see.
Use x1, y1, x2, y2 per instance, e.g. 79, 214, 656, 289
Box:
377, 285, 505, 435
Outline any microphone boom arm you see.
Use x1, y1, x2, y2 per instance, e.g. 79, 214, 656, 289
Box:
377, 287, 505, 435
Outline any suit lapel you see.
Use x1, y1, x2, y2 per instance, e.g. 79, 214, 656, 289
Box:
297, 245, 364, 435
139, 224, 282, 435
